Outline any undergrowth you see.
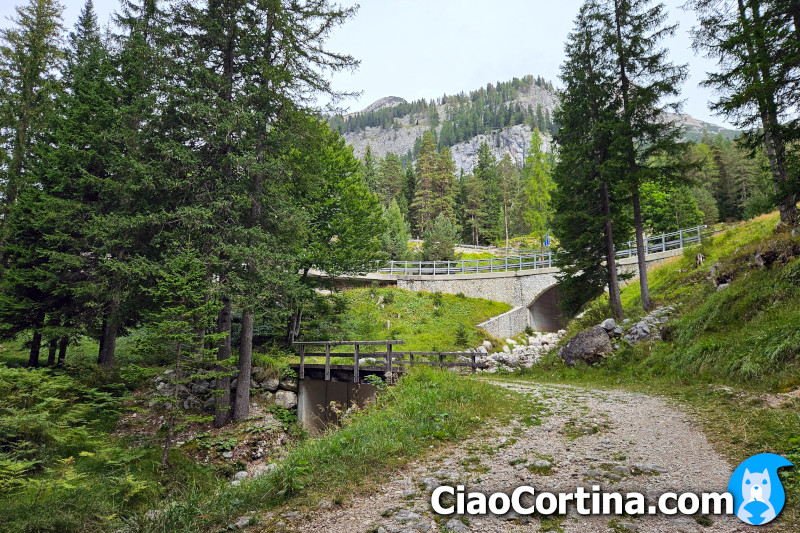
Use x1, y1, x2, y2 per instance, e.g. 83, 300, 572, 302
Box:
134, 366, 533, 532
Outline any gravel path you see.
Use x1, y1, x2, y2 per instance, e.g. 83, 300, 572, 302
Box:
281, 381, 768, 533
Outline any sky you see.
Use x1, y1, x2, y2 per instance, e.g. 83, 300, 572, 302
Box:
0, 0, 731, 127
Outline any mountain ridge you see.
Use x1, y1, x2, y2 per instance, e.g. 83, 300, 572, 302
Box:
333, 75, 739, 174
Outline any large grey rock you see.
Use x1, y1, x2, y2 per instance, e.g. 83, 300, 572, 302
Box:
444, 518, 470, 532
262, 377, 279, 392
559, 326, 612, 366
274, 390, 297, 409
279, 377, 298, 392
599, 318, 617, 331
183, 396, 202, 411
191, 381, 211, 396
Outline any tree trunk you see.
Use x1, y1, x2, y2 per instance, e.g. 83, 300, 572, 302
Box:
46, 338, 57, 366
503, 203, 509, 248
214, 296, 233, 428
28, 330, 42, 368
161, 342, 183, 468
286, 307, 302, 345
601, 182, 625, 319
632, 190, 652, 311
57, 336, 68, 367
98, 302, 119, 368
234, 310, 254, 421
97, 317, 106, 364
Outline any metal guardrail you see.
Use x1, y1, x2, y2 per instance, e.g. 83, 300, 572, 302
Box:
378, 225, 706, 276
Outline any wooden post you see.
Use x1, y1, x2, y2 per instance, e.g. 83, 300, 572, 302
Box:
471, 352, 476, 374
386, 342, 393, 383
438, 352, 444, 368
324, 343, 331, 381
353, 343, 359, 383
299, 344, 305, 380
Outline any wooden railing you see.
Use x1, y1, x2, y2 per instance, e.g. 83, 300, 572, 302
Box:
293, 340, 487, 384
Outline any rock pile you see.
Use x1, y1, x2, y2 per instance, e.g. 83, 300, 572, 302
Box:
151, 369, 299, 412
558, 306, 676, 366
474, 331, 565, 372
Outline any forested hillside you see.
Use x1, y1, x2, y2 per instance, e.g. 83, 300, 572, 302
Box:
332, 74, 739, 173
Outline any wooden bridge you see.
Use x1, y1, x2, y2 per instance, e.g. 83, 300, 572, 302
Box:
291, 340, 487, 432
292, 339, 487, 384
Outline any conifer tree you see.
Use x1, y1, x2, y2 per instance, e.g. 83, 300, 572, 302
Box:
553, 0, 630, 318
606, 0, 688, 311
522, 129, 555, 249
412, 131, 439, 232
382, 199, 411, 260
362, 145, 378, 193
378, 152, 405, 208
689, 0, 799, 226
0, 0, 64, 255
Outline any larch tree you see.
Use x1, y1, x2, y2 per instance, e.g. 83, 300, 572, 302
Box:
412, 131, 440, 233
689, 0, 799, 226
522, 129, 555, 250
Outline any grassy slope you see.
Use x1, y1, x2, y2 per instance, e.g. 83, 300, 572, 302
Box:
504, 212, 800, 527
322, 287, 510, 353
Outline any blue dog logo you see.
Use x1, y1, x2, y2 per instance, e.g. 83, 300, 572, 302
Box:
728, 453, 793, 525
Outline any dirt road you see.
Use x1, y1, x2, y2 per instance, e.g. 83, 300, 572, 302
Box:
287, 381, 765, 533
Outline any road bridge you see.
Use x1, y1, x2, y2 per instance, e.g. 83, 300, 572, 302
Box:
316, 226, 706, 338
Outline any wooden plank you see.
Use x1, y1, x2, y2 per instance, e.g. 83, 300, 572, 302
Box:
325, 344, 331, 381
293, 340, 405, 346
353, 344, 359, 383
299, 344, 305, 380
401, 351, 469, 356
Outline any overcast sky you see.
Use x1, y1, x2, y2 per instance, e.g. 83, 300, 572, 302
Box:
1, 0, 731, 126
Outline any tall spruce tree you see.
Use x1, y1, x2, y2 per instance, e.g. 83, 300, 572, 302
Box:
606, 0, 688, 312
0, 0, 64, 257
553, 0, 630, 318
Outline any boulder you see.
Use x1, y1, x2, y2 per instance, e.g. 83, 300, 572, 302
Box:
250, 380, 261, 390
559, 326, 612, 366
262, 377, 280, 392
279, 377, 298, 392
183, 396, 202, 411
191, 381, 211, 396
275, 390, 297, 409
599, 318, 617, 331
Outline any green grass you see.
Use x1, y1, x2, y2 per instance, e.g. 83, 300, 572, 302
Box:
313, 287, 510, 354
135, 366, 538, 532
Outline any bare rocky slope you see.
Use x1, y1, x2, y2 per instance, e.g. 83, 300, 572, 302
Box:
341, 77, 738, 174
